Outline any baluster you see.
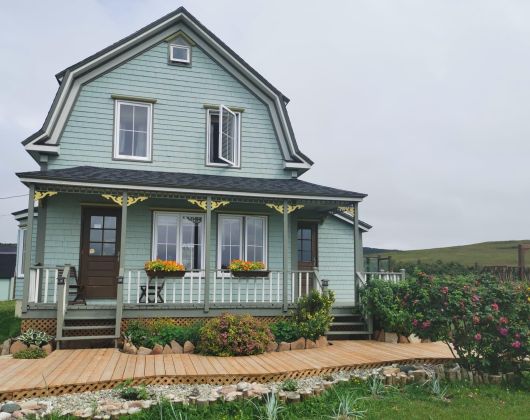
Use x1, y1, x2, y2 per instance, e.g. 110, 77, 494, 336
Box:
230, 275, 233, 303
136, 271, 140, 304
237, 278, 241, 303
221, 271, 225, 303
155, 279, 158, 304
44, 269, 49, 303
277, 272, 280, 303
262, 277, 265, 303
189, 274, 194, 304
53, 269, 58, 304
254, 277, 257, 303
305, 272, 309, 295
291, 272, 295, 303
163, 280, 167, 303
198, 272, 201, 303
245, 278, 249, 303
127, 271, 131, 304
173, 277, 176, 303
213, 271, 217, 303
298, 272, 302, 299
269, 272, 272, 303
181, 274, 185, 303
145, 275, 149, 304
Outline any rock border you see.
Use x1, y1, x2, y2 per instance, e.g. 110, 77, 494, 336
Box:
0, 339, 53, 357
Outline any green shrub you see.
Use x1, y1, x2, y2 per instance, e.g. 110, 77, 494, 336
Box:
114, 379, 150, 400
198, 313, 274, 356
124, 319, 203, 348
0, 301, 21, 343
16, 329, 53, 346
13, 347, 47, 359
270, 319, 300, 343
291, 290, 335, 341
281, 379, 298, 392
359, 279, 412, 335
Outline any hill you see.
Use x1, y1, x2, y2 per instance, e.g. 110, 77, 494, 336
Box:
364, 240, 530, 267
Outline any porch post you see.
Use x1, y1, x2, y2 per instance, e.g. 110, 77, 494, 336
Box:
21, 184, 35, 313
353, 202, 362, 304
116, 191, 127, 338
282, 200, 289, 312
204, 196, 212, 312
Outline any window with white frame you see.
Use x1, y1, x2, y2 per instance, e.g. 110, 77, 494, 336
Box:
152, 213, 204, 270
169, 44, 191, 63
16, 228, 26, 277
206, 105, 240, 167
218, 215, 267, 269
114, 100, 152, 160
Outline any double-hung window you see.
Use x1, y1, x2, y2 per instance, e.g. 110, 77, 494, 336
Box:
114, 100, 152, 161
206, 105, 240, 167
152, 212, 204, 270
218, 215, 267, 269
16, 228, 26, 277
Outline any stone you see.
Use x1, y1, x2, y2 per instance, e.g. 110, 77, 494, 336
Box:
407, 334, 421, 343
151, 344, 163, 355
0, 413, 12, 420
12, 411, 24, 419
277, 342, 291, 352
398, 335, 410, 344
286, 392, 300, 403
316, 336, 328, 348
322, 381, 333, 389
382, 367, 400, 375
127, 408, 141, 415
29, 344, 40, 350
420, 338, 431, 343
163, 345, 172, 354
489, 374, 502, 384
266, 341, 278, 352
305, 339, 316, 349
377, 329, 385, 342
137, 346, 151, 355
236, 381, 251, 392
183, 341, 195, 354
9, 341, 27, 354
1, 339, 10, 356
1, 403, 22, 413
170, 340, 183, 354
224, 391, 242, 401
219, 385, 237, 396
290, 337, 306, 350
19, 402, 41, 411
410, 370, 426, 382
299, 390, 312, 400
384, 332, 398, 344
42, 343, 53, 355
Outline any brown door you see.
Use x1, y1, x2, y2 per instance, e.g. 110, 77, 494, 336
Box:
297, 222, 318, 295
80, 208, 121, 299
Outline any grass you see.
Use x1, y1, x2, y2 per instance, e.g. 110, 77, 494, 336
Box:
366, 240, 530, 267
0, 300, 21, 343
40, 376, 530, 420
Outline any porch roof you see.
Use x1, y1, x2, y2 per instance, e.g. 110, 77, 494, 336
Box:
17, 166, 366, 201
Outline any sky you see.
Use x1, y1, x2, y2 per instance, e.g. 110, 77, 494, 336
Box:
1, 0, 529, 249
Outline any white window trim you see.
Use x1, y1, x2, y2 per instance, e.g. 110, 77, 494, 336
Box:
113, 100, 153, 161
205, 108, 241, 168
217, 214, 268, 269
16, 228, 26, 277
169, 44, 191, 63
151, 212, 205, 270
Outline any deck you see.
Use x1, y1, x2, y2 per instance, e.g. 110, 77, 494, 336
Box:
0, 341, 454, 401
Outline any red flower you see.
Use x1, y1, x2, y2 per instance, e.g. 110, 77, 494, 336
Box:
491, 303, 499, 312
474, 333, 482, 341
412, 319, 419, 327
499, 327, 508, 337
440, 286, 449, 294
499, 316, 508, 324
515, 332, 521, 339
511, 341, 521, 349
472, 295, 480, 303
421, 320, 431, 330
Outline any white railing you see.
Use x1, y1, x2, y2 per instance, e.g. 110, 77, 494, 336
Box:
124, 269, 315, 306
358, 270, 406, 285
28, 266, 60, 304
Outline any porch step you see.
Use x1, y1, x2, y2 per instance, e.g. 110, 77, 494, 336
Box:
58, 335, 119, 341
327, 306, 370, 340
62, 325, 114, 331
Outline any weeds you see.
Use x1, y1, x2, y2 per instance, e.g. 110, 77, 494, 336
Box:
330, 389, 366, 419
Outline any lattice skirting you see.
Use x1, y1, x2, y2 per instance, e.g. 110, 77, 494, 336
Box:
21, 319, 56, 335
0, 357, 450, 402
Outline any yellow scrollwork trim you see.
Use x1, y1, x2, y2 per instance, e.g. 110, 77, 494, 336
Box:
34, 191, 58, 201
188, 199, 230, 211
101, 194, 148, 206
266, 203, 304, 214
337, 206, 355, 216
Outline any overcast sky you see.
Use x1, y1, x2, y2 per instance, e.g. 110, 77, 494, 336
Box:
1, 0, 529, 249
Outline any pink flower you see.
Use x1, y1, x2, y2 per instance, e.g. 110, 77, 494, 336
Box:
421, 320, 431, 330
511, 341, 521, 349
491, 303, 499, 312
499, 327, 509, 336
499, 316, 508, 324
515, 332, 521, 339
472, 295, 480, 303
440, 286, 448, 294
474, 333, 482, 341
412, 319, 419, 327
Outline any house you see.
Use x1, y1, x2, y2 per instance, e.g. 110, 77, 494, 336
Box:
0, 244, 17, 301
13, 7, 381, 345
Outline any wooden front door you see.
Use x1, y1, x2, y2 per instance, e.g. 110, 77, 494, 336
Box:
297, 222, 318, 295
80, 208, 121, 299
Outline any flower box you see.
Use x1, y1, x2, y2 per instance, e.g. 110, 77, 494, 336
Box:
231, 270, 270, 278
145, 270, 187, 279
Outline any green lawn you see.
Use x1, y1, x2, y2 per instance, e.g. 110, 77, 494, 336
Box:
0, 300, 21, 343
368, 240, 530, 267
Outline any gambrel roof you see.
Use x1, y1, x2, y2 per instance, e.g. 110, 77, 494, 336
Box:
22, 7, 313, 172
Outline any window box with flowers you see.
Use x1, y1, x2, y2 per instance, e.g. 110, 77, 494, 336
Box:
144, 260, 187, 278
229, 260, 270, 278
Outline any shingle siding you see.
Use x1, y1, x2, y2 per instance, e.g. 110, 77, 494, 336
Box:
48, 42, 289, 179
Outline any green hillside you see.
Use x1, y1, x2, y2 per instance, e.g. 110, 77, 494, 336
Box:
366, 240, 530, 267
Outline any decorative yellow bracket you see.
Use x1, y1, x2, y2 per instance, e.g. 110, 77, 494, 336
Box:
188, 199, 230, 211
101, 194, 148, 207
337, 206, 355, 216
266, 203, 304, 214
34, 191, 58, 201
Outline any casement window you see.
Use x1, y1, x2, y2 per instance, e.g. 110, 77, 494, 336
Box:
206, 105, 241, 167
16, 228, 26, 277
152, 212, 204, 270
114, 100, 152, 161
169, 44, 191, 63
218, 215, 267, 269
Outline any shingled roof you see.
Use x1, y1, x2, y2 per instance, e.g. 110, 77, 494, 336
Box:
17, 166, 366, 200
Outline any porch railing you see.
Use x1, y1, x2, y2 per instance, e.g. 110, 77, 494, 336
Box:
123, 269, 317, 306
357, 270, 406, 286
28, 266, 60, 304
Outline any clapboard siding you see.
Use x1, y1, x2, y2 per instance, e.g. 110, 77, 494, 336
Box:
318, 216, 356, 305
48, 41, 288, 178
14, 217, 38, 300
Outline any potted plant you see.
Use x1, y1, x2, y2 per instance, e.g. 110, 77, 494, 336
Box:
229, 260, 270, 277
144, 259, 187, 278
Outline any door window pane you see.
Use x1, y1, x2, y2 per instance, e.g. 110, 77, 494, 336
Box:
104, 216, 116, 229
103, 229, 116, 243
90, 216, 103, 229
102, 243, 116, 256
90, 242, 102, 256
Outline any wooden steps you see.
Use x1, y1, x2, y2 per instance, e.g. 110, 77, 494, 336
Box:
327, 307, 371, 340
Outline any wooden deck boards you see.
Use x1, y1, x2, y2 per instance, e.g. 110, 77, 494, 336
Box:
0, 341, 454, 401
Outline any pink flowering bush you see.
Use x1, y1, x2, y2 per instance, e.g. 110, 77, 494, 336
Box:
403, 272, 529, 374
198, 313, 274, 356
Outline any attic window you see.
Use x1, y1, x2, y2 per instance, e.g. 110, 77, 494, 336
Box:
206, 105, 240, 167
170, 45, 190, 63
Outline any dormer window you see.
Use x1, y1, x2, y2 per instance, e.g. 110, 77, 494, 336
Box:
206, 105, 241, 167
170, 44, 190, 64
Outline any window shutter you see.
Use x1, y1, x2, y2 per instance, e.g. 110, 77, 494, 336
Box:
218, 105, 236, 165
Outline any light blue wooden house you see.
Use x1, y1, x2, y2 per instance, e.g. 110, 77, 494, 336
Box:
14, 7, 387, 345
